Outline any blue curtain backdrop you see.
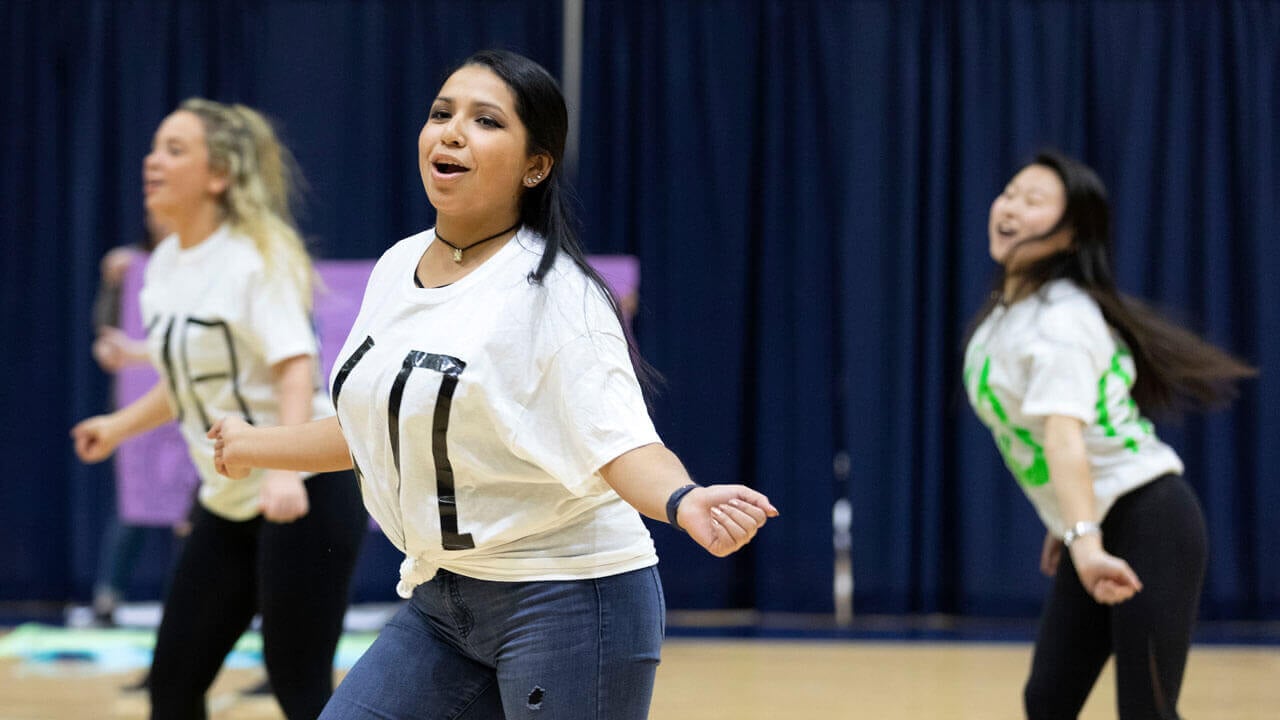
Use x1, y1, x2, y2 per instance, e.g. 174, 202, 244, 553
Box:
1, 0, 563, 604
2, 0, 1277, 621
576, 0, 1279, 619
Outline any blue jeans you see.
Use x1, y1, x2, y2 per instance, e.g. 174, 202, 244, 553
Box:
321, 566, 665, 720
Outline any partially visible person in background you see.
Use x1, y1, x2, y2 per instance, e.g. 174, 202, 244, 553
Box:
88, 212, 200, 630
72, 98, 367, 720
964, 150, 1255, 719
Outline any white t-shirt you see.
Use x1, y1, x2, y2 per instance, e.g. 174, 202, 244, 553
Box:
141, 225, 333, 520
331, 228, 660, 597
963, 279, 1183, 537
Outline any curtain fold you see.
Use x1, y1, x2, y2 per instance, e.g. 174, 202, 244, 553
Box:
577, 0, 1279, 619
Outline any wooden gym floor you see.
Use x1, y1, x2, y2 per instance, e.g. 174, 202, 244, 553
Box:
1, 633, 1277, 719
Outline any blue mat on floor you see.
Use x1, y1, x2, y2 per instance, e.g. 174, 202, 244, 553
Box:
0, 624, 376, 675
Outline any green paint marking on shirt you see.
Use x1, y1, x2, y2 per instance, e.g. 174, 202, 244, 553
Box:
976, 356, 1049, 487
1096, 348, 1148, 454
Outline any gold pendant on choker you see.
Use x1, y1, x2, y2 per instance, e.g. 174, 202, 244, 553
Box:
452, 248, 463, 263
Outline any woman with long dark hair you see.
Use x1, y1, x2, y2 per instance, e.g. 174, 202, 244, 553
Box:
964, 150, 1254, 719
209, 50, 778, 719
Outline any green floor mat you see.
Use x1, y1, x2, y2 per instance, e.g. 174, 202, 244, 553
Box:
0, 624, 376, 675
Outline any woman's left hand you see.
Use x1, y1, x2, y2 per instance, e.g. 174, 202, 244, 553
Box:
260, 470, 309, 523
677, 485, 778, 557
100, 247, 137, 286
1069, 537, 1143, 605
92, 327, 151, 372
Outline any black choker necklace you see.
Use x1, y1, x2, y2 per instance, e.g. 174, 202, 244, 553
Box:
436, 221, 521, 263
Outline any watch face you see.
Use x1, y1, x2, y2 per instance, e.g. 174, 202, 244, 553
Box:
1064, 522, 1100, 547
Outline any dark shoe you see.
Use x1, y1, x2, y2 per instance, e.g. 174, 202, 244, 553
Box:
92, 589, 120, 628
121, 672, 149, 692
91, 609, 117, 628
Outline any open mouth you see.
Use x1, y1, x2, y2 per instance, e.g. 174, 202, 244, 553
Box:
433, 162, 468, 175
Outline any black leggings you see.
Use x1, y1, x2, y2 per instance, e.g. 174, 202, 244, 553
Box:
148, 471, 367, 720
1024, 474, 1208, 720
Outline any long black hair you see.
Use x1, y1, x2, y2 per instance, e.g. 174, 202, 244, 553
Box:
969, 150, 1255, 413
455, 50, 660, 391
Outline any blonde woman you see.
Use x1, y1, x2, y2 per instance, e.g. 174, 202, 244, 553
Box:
72, 99, 367, 719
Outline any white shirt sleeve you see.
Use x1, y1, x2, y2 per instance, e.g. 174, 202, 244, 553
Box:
1019, 298, 1111, 422
512, 325, 661, 497
1021, 339, 1101, 422
246, 268, 318, 366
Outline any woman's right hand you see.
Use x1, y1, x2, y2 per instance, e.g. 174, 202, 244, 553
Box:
208, 416, 254, 479
1040, 530, 1062, 577
71, 415, 124, 463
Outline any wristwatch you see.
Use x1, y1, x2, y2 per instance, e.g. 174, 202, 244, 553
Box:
1062, 520, 1102, 548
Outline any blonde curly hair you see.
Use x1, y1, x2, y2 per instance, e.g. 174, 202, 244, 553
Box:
180, 98, 315, 309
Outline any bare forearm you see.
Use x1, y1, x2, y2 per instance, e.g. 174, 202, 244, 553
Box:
1044, 415, 1096, 530
114, 383, 177, 438
236, 416, 352, 472
273, 355, 315, 427
1044, 415, 1143, 603
120, 338, 151, 365
600, 443, 695, 523
601, 442, 778, 557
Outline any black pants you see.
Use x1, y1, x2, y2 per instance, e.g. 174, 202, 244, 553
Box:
1024, 474, 1208, 720
148, 471, 367, 720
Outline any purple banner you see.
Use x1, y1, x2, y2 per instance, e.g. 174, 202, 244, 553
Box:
114, 253, 200, 525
